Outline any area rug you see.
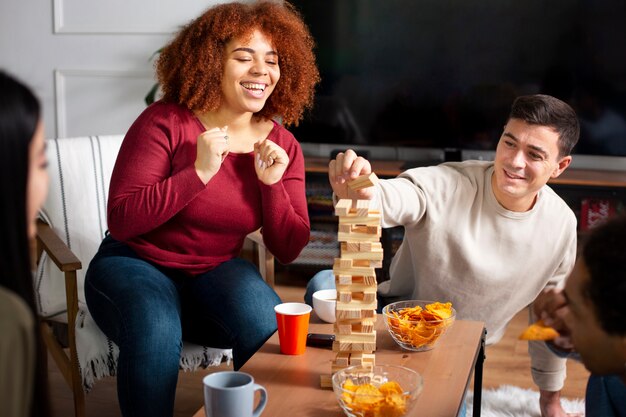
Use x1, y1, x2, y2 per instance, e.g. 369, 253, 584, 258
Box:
464, 385, 585, 417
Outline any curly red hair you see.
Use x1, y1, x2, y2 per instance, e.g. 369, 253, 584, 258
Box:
156, 1, 320, 126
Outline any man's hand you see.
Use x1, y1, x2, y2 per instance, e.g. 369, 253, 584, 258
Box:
539, 390, 583, 417
328, 149, 374, 200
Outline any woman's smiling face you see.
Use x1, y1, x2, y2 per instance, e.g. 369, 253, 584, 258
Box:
220, 29, 280, 116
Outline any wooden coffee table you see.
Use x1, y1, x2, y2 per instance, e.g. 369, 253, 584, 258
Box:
194, 316, 486, 417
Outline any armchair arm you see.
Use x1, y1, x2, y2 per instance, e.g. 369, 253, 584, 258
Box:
35, 219, 84, 392
36, 219, 81, 272
246, 229, 275, 289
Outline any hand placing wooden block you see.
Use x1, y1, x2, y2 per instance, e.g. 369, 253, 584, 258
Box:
347, 172, 379, 191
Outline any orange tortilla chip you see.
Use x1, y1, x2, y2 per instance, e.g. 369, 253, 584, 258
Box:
519, 320, 559, 341
425, 302, 454, 320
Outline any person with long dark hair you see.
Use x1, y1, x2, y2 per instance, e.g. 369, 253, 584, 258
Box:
0, 70, 51, 417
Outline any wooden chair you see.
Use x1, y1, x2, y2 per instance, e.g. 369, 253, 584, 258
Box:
34, 135, 275, 417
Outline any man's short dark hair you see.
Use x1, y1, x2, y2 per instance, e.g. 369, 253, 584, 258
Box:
508, 94, 580, 158
582, 214, 626, 336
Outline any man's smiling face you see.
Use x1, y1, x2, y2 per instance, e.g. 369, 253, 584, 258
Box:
491, 118, 571, 212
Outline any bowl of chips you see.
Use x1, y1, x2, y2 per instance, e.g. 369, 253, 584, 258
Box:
332, 364, 423, 417
383, 300, 456, 351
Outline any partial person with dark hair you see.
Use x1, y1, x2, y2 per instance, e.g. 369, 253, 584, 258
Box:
534, 215, 626, 417
0, 70, 51, 417
84, 2, 319, 416
307, 94, 582, 417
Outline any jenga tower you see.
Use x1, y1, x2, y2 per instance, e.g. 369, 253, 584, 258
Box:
321, 173, 382, 388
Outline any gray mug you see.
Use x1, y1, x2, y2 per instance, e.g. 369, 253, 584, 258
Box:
203, 371, 267, 417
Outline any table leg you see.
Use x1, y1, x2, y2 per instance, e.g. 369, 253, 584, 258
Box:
472, 328, 487, 417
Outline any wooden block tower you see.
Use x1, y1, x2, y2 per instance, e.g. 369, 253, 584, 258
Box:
321, 172, 382, 388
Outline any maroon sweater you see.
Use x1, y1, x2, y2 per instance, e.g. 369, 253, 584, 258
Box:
107, 101, 310, 275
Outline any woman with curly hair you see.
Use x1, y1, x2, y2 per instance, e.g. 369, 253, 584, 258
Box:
84, 2, 319, 416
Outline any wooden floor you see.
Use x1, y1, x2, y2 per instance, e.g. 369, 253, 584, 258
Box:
48, 281, 590, 417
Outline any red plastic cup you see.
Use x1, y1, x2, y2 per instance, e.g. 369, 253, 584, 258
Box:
274, 303, 312, 355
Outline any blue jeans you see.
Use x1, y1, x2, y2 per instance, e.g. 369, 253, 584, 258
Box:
85, 235, 281, 417
586, 374, 626, 417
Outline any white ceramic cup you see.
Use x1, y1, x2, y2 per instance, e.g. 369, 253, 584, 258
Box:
312, 289, 337, 323
203, 371, 267, 417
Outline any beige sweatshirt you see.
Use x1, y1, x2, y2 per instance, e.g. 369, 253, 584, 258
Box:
375, 160, 577, 391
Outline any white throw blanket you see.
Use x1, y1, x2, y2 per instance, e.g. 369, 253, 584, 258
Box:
75, 307, 232, 391
465, 385, 585, 417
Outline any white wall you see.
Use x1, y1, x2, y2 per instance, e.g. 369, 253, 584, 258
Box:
0, 0, 225, 139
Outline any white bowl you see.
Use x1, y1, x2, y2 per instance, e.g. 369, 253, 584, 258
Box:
312, 289, 337, 323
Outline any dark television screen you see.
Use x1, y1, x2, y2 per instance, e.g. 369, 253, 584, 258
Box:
288, 0, 626, 157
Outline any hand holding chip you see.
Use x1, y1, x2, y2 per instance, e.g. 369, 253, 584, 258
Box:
522, 288, 574, 350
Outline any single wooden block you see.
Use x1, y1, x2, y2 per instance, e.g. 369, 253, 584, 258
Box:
337, 226, 381, 242
336, 282, 378, 293
338, 291, 352, 303
349, 352, 375, 366
335, 323, 353, 335
336, 298, 377, 310
344, 242, 361, 252
368, 260, 383, 269
336, 330, 377, 344
361, 309, 376, 319
359, 320, 375, 333
332, 340, 376, 352
334, 352, 350, 366
336, 258, 353, 268
335, 307, 363, 320
335, 199, 352, 216
366, 225, 381, 235
351, 275, 377, 286
331, 363, 349, 374
359, 242, 382, 252
338, 223, 352, 234
350, 289, 376, 302
338, 214, 381, 226
337, 233, 380, 243
332, 261, 376, 277
320, 374, 333, 389
340, 248, 384, 261
362, 291, 377, 303
336, 275, 352, 285
337, 364, 375, 376
355, 200, 371, 216
347, 172, 380, 191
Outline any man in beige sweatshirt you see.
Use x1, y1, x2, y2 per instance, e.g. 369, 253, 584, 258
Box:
306, 94, 580, 417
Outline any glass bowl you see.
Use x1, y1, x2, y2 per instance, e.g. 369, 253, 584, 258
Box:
332, 364, 423, 417
382, 300, 456, 351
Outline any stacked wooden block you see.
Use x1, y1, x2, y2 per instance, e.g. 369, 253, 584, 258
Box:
321, 173, 382, 388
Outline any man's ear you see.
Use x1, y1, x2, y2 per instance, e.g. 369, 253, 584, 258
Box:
551, 155, 572, 178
